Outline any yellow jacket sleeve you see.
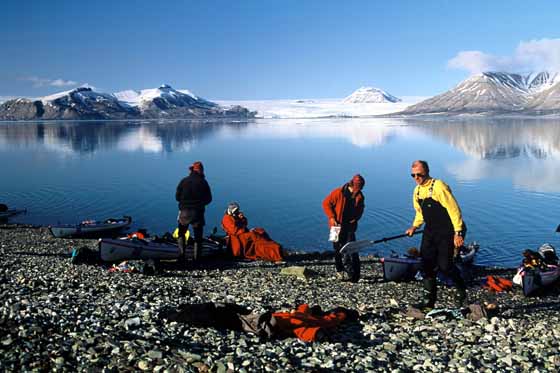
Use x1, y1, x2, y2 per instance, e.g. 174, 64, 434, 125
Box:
412, 185, 424, 228
433, 180, 464, 232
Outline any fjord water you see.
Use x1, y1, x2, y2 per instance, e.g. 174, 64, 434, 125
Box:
1, 118, 559, 267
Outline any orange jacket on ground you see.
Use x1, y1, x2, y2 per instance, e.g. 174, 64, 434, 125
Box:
272, 304, 349, 342
322, 183, 365, 229
221, 214, 283, 262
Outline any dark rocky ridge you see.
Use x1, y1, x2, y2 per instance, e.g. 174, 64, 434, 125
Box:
0, 86, 255, 121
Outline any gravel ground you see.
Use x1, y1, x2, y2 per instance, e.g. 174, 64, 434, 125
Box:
1, 225, 560, 372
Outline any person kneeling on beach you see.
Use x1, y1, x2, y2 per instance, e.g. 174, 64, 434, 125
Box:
322, 174, 365, 283
221, 202, 283, 263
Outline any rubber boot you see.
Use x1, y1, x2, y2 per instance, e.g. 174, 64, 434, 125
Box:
177, 237, 187, 268
193, 241, 201, 262
415, 277, 437, 310
454, 286, 467, 308
450, 267, 467, 308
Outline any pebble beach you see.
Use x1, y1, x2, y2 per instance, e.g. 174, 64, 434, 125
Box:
1, 225, 560, 372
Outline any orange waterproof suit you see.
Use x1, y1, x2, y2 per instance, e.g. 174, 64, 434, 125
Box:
272, 304, 351, 342
222, 214, 283, 262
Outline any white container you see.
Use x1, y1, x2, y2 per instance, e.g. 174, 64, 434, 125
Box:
328, 226, 341, 242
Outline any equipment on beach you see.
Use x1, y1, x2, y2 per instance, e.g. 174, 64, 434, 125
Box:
520, 266, 560, 296
49, 216, 132, 238
99, 236, 222, 262
340, 230, 424, 255
0, 208, 27, 219
382, 256, 422, 282
381, 242, 479, 283
513, 244, 560, 296
100, 237, 179, 262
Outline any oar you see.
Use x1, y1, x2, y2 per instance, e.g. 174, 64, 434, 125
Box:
340, 230, 424, 255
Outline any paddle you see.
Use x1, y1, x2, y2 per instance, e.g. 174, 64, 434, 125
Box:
340, 230, 424, 255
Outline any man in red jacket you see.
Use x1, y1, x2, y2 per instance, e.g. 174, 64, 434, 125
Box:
322, 174, 365, 282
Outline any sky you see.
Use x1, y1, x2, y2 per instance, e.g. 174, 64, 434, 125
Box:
2, 0, 560, 100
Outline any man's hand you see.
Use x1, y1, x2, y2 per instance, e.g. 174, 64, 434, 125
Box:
405, 226, 417, 236
329, 217, 338, 226
454, 234, 464, 249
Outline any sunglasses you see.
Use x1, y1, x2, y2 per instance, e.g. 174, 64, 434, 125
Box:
410, 173, 426, 178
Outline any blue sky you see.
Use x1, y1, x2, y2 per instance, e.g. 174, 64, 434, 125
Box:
2, 0, 560, 100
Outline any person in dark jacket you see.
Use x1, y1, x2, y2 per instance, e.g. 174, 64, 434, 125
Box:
322, 174, 365, 282
405, 160, 467, 309
176, 161, 212, 263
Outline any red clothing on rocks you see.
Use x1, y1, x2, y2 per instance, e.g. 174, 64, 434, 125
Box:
221, 214, 283, 262
272, 304, 351, 342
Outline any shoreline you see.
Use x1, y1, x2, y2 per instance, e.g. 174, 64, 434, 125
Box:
1, 225, 560, 371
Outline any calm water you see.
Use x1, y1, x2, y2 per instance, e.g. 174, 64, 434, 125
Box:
1, 118, 560, 267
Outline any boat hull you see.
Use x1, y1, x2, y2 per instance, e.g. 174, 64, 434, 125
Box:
49, 216, 132, 238
99, 238, 222, 262
382, 257, 422, 282
100, 238, 180, 262
522, 266, 560, 296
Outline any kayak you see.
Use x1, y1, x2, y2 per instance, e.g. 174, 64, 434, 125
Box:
49, 216, 132, 238
519, 265, 560, 296
381, 257, 422, 282
382, 243, 479, 283
99, 237, 180, 262
99, 237, 223, 262
0, 209, 26, 219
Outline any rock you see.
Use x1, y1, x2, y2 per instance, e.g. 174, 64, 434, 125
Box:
147, 350, 163, 359
138, 360, 150, 370
280, 266, 311, 280
124, 317, 141, 329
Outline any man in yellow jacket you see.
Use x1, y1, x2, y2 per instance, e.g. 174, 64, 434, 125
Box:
405, 160, 467, 309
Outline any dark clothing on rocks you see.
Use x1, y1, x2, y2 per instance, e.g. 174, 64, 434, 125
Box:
160, 302, 275, 337
160, 302, 358, 342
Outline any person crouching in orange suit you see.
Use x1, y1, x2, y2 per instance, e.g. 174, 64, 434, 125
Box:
221, 202, 283, 262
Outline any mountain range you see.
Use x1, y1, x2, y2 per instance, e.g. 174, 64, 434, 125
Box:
400, 72, 560, 115
0, 85, 254, 121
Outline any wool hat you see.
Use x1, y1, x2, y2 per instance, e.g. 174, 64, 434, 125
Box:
189, 161, 204, 175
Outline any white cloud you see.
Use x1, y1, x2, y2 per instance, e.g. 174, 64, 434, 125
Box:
22, 76, 78, 88
448, 38, 560, 74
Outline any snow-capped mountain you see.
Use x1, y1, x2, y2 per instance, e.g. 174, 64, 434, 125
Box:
342, 87, 401, 103
399, 71, 560, 115
114, 84, 217, 111
0, 85, 254, 120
